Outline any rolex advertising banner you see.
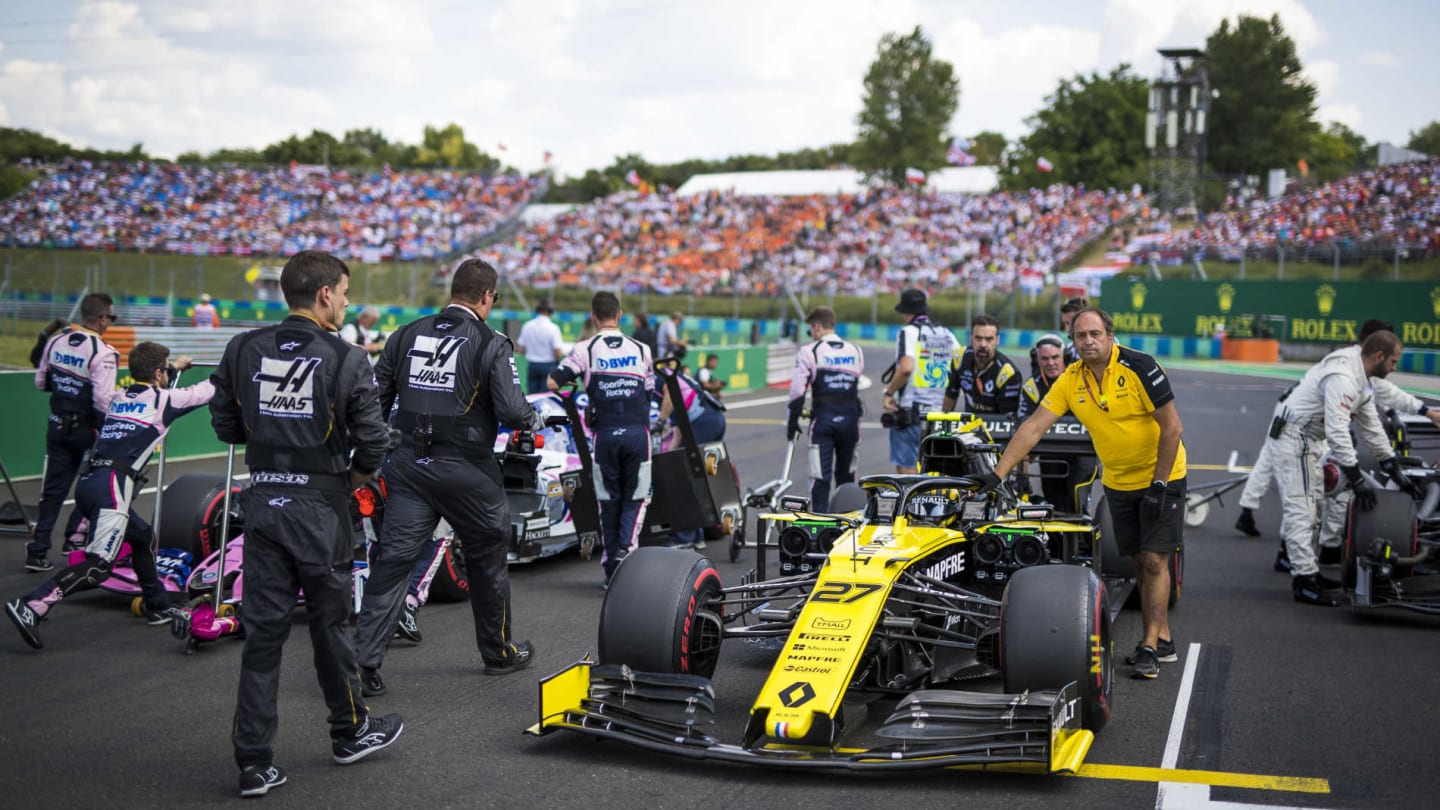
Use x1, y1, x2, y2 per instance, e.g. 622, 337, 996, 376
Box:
1098, 279, 1440, 348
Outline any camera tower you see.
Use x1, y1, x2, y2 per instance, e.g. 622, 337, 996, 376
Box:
1147, 48, 1210, 215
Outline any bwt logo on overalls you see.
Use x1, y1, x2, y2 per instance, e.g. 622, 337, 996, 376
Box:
111, 401, 149, 415
830, 355, 857, 366
53, 352, 86, 369
596, 356, 637, 370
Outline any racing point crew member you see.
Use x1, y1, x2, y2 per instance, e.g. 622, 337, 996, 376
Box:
1015, 333, 1099, 514
787, 306, 864, 513
941, 313, 1021, 415
211, 250, 402, 798
656, 364, 728, 549
1269, 330, 1410, 607
26, 293, 121, 573
355, 258, 545, 698
882, 289, 960, 474
981, 308, 1186, 680
550, 292, 654, 588
5, 343, 209, 648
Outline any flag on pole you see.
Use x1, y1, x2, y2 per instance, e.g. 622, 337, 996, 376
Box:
497, 143, 508, 152
1297, 158, 1309, 178
625, 169, 642, 187
543, 150, 553, 164
1036, 157, 1054, 173
905, 167, 926, 185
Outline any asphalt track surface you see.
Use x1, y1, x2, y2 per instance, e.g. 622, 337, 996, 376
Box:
2, 347, 1438, 809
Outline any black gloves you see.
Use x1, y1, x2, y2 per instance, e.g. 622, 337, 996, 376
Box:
786, 421, 802, 442
1378, 457, 1422, 499
1342, 465, 1377, 511
974, 471, 1002, 494
1142, 480, 1168, 521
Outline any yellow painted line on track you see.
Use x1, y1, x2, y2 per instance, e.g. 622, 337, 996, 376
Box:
1069, 763, 1330, 794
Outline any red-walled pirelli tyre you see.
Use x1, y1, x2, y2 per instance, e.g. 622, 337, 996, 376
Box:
156, 474, 242, 559
1000, 565, 1113, 732
427, 543, 470, 603
1343, 489, 1418, 590
599, 547, 724, 678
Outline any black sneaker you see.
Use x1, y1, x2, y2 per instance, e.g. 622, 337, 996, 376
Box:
24, 556, 53, 573
1274, 546, 1292, 573
1234, 508, 1261, 537
332, 713, 404, 764
145, 606, 185, 626
1125, 638, 1178, 664
395, 603, 421, 643
1130, 645, 1160, 679
5, 598, 42, 649
1293, 574, 1342, 607
483, 640, 534, 676
1316, 571, 1344, 590
360, 667, 386, 697
238, 764, 286, 797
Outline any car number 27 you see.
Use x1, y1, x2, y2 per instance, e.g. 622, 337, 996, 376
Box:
810, 582, 883, 604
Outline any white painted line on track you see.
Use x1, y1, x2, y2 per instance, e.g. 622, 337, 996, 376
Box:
1226, 451, 1240, 473
1156, 643, 1328, 810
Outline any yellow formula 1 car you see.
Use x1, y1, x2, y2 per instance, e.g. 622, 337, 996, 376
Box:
528, 414, 1119, 773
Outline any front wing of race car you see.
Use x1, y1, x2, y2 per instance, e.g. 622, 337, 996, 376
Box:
526, 660, 1092, 773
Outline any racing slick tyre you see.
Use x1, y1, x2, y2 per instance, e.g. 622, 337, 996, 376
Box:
428, 544, 470, 603
1000, 565, 1113, 732
599, 547, 724, 678
828, 483, 868, 515
1095, 494, 1184, 608
156, 474, 242, 558
1343, 489, 1418, 590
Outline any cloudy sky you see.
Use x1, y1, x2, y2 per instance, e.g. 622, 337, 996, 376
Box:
0, 0, 1434, 176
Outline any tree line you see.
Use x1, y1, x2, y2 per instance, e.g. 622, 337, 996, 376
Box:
2, 13, 1437, 206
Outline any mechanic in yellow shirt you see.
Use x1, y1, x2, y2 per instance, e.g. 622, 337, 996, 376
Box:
979, 307, 1186, 681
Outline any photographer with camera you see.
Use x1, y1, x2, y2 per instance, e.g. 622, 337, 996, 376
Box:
882, 289, 960, 474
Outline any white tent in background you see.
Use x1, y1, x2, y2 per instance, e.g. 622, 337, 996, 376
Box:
674, 166, 999, 197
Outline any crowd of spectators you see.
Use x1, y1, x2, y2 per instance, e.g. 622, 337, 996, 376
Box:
1127, 160, 1440, 263
0, 159, 537, 261
476, 184, 1138, 298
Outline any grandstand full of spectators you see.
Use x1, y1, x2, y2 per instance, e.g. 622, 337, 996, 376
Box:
1125, 160, 1440, 264
0, 160, 537, 261
474, 184, 1139, 298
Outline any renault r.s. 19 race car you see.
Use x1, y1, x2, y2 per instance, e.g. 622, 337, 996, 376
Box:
527, 414, 1120, 773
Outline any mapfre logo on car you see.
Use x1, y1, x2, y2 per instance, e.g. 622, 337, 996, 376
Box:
254, 356, 321, 417
406, 335, 468, 391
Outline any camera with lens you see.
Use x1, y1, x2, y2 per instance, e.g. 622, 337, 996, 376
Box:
880, 408, 916, 430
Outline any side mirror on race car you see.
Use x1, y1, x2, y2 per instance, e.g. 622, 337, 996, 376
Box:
544, 415, 569, 428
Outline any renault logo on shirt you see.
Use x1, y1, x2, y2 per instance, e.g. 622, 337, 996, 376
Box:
407, 335, 468, 391
254, 357, 321, 417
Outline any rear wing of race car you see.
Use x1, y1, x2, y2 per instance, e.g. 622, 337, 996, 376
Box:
527, 659, 1093, 774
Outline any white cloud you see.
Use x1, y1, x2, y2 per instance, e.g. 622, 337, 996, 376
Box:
1318, 102, 1362, 130
1305, 59, 1340, 96
1361, 50, 1399, 68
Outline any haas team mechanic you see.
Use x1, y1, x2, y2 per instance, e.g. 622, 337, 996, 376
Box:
550, 291, 654, 588
786, 306, 864, 513
211, 250, 401, 798
26, 293, 121, 573
354, 259, 544, 699
5, 343, 208, 649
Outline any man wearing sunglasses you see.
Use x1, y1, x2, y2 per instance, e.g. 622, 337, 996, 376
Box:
27, 294, 121, 573
982, 307, 1187, 681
